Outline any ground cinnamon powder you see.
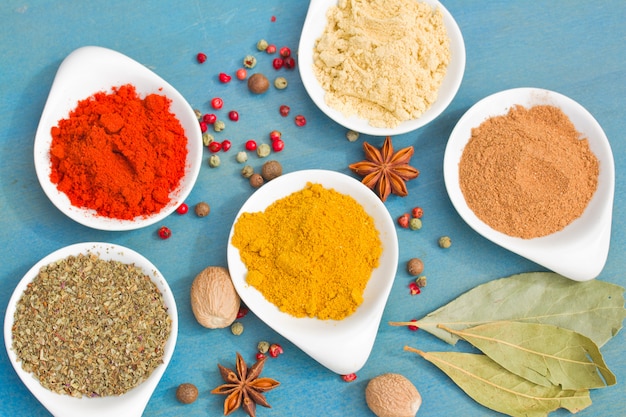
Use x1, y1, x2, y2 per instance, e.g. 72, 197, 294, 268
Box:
458, 105, 599, 239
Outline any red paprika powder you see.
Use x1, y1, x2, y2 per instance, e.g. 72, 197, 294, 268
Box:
49, 84, 188, 220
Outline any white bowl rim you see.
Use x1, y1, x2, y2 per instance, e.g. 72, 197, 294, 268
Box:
443, 87, 615, 281
227, 169, 398, 374
298, 0, 466, 136
33, 46, 203, 231
3, 242, 178, 417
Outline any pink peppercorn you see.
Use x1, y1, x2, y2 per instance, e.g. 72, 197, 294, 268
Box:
279, 105, 290, 117
211, 97, 224, 110
228, 110, 239, 122
272, 139, 284, 152
199, 122, 208, 133
236, 68, 247, 80
284, 56, 296, 69
196, 52, 207, 63
294, 115, 306, 127
273, 58, 284, 70
221, 140, 232, 152
408, 319, 419, 331
203, 113, 217, 124
218, 72, 232, 83
279, 47, 291, 58
266, 44, 276, 54
409, 282, 421, 295
245, 140, 257, 151
341, 373, 357, 382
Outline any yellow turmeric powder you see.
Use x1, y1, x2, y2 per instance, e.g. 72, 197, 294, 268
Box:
232, 183, 383, 320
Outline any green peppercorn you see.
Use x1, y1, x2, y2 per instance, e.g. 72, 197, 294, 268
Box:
346, 130, 360, 142
274, 76, 288, 89
256, 39, 269, 51
256, 143, 271, 158
231, 322, 244, 336
241, 165, 254, 178
208, 154, 220, 168
213, 120, 226, 132
243, 55, 257, 68
416, 276, 427, 288
438, 236, 452, 249
202, 132, 214, 146
236, 151, 248, 163
194, 109, 202, 120
257, 341, 270, 354
409, 218, 422, 230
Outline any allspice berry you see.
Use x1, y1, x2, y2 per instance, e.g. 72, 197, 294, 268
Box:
249, 173, 264, 188
247, 73, 270, 94
407, 258, 424, 276
261, 160, 283, 181
195, 201, 210, 217
176, 383, 198, 404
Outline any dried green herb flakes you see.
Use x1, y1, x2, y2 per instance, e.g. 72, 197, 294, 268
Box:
11, 253, 171, 398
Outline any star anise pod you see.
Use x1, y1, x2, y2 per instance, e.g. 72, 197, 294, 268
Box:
349, 136, 419, 202
211, 352, 280, 417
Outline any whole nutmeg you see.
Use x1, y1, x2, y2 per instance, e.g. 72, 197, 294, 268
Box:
249, 173, 264, 188
176, 383, 198, 404
406, 258, 424, 276
190, 266, 240, 329
247, 73, 270, 94
261, 160, 283, 181
366, 373, 422, 417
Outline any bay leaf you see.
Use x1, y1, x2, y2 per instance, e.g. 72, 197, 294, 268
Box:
442, 321, 616, 390
391, 272, 626, 346
405, 347, 592, 417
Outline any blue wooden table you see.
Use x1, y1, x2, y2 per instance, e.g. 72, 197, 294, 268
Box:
1, 1, 624, 416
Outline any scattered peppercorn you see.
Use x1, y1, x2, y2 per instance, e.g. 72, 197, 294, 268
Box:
272, 139, 285, 152
256, 352, 266, 361
194, 109, 202, 119
241, 165, 254, 178
256, 39, 269, 51
230, 322, 244, 336
208, 154, 221, 168
407, 258, 424, 276
256, 143, 271, 158
176, 383, 199, 404
199, 121, 207, 133
208, 141, 222, 153
409, 282, 421, 295
247, 73, 270, 94
176, 203, 189, 215
237, 306, 249, 319
195, 202, 210, 217
279, 46, 291, 57
221, 140, 232, 152
342, 373, 357, 382
245, 140, 257, 151
236, 68, 247, 80
279, 105, 290, 117
398, 213, 410, 228
284, 56, 296, 69
202, 133, 214, 147
236, 151, 248, 163
408, 319, 419, 331
218, 72, 232, 83
249, 173, 264, 188
416, 276, 427, 288
266, 44, 276, 54
261, 160, 283, 181
346, 130, 359, 142
409, 218, 422, 230
269, 130, 282, 141
211, 97, 223, 110
203, 113, 217, 124
196, 53, 207, 64
272, 58, 284, 70
412, 207, 424, 219
294, 114, 306, 127
213, 120, 226, 132
438, 236, 452, 249
228, 110, 239, 122
243, 55, 257, 68
268, 343, 283, 358
158, 226, 171, 239
274, 76, 288, 89
257, 341, 270, 354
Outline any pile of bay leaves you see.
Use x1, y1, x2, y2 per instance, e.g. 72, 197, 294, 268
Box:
391, 272, 626, 417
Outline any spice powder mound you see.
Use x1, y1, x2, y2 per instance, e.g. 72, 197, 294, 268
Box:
11, 253, 171, 397
458, 104, 599, 239
49, 84, 188, 220
231, 183, 383, 320
313, 0, 450, 128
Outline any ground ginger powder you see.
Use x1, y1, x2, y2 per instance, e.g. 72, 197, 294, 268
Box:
231, 183, 382, 320
313, 0, 450, 128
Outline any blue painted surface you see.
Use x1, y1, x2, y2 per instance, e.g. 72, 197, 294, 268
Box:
1, 1, 624, 416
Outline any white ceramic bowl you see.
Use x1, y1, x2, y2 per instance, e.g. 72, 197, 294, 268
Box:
227, 170, 398, 374
443, 88, 615, 281
298, 0, 465, 136
4, 242, 178, 417
34, 46, 203, 231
